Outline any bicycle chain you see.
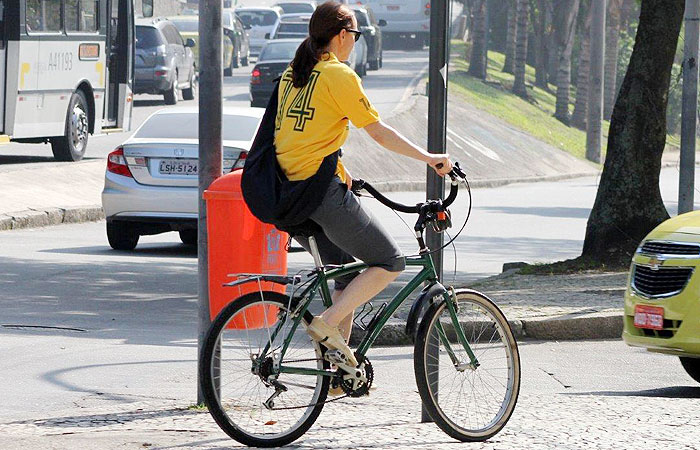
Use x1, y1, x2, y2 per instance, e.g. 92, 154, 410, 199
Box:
269, 357, 373, 410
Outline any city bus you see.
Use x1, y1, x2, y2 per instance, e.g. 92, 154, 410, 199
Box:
2, 0, 152, 161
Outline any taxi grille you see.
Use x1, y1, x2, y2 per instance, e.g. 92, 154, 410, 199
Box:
632, 264, 694, 297
640, 241, 700, 256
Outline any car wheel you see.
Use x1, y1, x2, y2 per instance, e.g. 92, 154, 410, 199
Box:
369, 57, 379, 71
183, 70, 197, 100
51, 90, 90, 161
232, 48, 240, 69
242, 49, 250, 66
164, 75, 179, 105
107, 222, 139, 250
179, 229, 197, 246
379, 50, 383, 68
224, 52, 234, 76
680, 357, 700, 383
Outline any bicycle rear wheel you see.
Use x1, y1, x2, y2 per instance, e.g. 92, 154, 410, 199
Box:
414, 289, 520, 441
199, 291, 330, 447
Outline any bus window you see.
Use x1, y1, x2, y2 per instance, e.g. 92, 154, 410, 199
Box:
26, 0, 62, 32
0, 1, 4, 49
66, 0, 99, 33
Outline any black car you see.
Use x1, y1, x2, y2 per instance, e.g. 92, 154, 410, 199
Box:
134, 18, 197, 105
351, 5, 386, 71
250, 39, 304, 107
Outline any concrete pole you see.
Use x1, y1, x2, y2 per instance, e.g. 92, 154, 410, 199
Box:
197, 0, 223, 404
586, 0, 605, 163
679, 0, 699, 214
423, 0, 450, 424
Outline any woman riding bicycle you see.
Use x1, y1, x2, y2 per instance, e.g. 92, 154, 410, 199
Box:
275, 1, 453, 368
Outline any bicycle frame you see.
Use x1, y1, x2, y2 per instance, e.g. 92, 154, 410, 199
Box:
266, 251, 480, 379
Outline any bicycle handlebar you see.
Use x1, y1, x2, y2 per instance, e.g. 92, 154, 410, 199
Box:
352, 162, 466, 214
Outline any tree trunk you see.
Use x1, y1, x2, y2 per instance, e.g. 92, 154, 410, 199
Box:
604, 0, 624, 120
534, 0, 551, 88
553, 0, 581, 125
503, 0, 517, 74
581, 0, 682, 267
512, 0, 529, 97
571, 3, 593, 129
468, 0, 488, 79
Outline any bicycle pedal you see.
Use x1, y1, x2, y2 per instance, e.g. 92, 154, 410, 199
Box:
324, 349, 349, 366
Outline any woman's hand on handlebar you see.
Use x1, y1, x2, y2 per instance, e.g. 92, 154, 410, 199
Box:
427, 154, 453, 177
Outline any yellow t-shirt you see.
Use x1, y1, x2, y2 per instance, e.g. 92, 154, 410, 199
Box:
274, 52, 380, 183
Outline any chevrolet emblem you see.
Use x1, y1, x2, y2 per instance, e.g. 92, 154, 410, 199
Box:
648, 256, 664, 270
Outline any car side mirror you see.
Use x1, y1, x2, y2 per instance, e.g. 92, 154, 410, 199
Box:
185, 38, 196, 48
264, 33, 270, 39
378, 19, 387, 27
244, 23, 252, 30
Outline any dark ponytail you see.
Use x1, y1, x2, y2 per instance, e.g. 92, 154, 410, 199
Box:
290, 1, 354, 88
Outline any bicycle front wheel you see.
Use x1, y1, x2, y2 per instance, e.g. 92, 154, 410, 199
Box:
414, 289, 520, 441
199, 291, 330, 447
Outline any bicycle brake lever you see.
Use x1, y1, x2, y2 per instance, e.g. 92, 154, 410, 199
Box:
351, 179, 366, 194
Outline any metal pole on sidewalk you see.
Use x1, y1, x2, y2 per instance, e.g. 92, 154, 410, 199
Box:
679, 0, 699, 214
585, 0, 605, 163
423, 0, 450, 424
197, 0, 223, 404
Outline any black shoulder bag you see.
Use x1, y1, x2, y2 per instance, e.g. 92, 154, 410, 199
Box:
241, 81, 338, 235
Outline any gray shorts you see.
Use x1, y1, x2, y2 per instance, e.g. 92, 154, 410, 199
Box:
295, 177, 405, 291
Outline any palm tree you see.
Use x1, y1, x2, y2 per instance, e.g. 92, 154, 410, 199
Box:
534, 0, 553, 88
571, 2, 592, 129
503, 0, 517, 74
468, 0, 488, 79
553, 0, 581, 124
604, 0, 624, 120
512, 0, 529, 97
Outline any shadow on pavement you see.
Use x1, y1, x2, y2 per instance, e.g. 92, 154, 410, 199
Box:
133, 99, 167, 107
476, 206, 592, 219
0, 255, 198, 345
223, 93, 250, 102
42, 243, 197, 258
568, 386, 700, 399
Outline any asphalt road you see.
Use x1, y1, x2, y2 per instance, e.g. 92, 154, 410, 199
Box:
0, 48, 427, 168
2, 168, 700, 425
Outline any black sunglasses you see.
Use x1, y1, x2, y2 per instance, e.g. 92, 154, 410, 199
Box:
345, 28, 362, 42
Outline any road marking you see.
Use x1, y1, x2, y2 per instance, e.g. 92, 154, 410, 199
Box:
447, 127, 502, 162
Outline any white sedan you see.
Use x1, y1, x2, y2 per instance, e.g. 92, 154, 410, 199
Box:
101, 107, 264, 250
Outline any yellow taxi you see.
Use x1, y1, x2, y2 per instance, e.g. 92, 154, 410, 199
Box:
623, 211, 700, 383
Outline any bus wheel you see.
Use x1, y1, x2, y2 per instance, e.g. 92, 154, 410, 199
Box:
51, 90, 89, 162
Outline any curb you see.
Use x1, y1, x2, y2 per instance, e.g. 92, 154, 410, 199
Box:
0, 206, 104, 231
366, 171, 600, 193
348, 312, 623, 346
0, 170, 601, 232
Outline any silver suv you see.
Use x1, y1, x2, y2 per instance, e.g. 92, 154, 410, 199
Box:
135, 18, 197, 105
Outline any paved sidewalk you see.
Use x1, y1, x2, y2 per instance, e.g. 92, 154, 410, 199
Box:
354, 269, 626, 345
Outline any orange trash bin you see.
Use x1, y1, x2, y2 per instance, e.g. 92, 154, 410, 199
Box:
203, 169, 288, 328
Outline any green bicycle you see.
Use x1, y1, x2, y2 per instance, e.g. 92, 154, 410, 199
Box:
199, 164, 521, 447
